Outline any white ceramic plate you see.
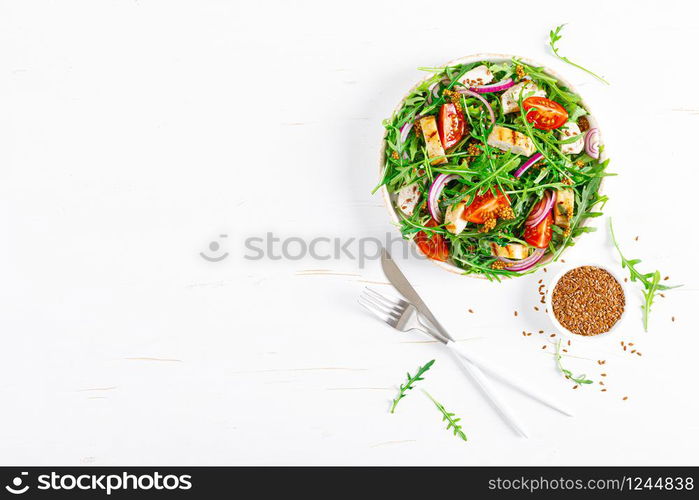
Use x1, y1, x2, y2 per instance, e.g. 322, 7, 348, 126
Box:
378, 53, 605, 276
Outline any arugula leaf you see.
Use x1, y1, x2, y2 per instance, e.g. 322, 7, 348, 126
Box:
390, 359, 435, 413
568, 105, 588, 122
549, 24, 609, 85
642, 271, 662, 332
423, 390, 467, 442
609, 219, 680, 331
551, 174, 608, 261
513, 58, 581, 109
555, 340, 593, 385
488, 61, 514, 79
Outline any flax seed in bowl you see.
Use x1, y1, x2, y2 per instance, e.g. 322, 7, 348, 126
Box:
546, 265, 626, 338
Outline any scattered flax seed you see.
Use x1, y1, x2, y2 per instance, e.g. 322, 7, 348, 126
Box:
562, 348, 568, 353
628, 343, 634, 346
534, 306, 539, 311
624, 277, 628, 282
522, 331, 526, 337
551, 266, 625, 336
636, 352, 642, 356
527, 332, 532, 336
543, 268, 548, 273
514, 310, 518, 317
541, 345, 547, 349
664, 276, 669, 281
601, 388, 607, 392
538, 279, 543, 284
572, 385, 578, 390
601, 373, 607, 377
672, 316, 676, 322
634, 236, 639, 241
468, 309, 474, 314
567, 340, 571, 346
622, 396, 628, 401
538, 330, 544, 334
623, 346, 627, 351
631, 350, 636, 354
561, 259, 566, 263
620, 341, 625, 346
660, 293, 665, 298
598, 381, 604, 385
549, 333, 556, 338
597, 360, 606, 365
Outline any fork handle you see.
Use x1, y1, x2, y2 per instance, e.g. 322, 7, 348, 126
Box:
444, 342, 529, 438
446, 341, 573, 417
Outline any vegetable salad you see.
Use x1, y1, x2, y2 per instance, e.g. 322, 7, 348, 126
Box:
378, 58, 610, 279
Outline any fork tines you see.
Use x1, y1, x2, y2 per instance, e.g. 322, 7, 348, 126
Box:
358, 287, 406, 326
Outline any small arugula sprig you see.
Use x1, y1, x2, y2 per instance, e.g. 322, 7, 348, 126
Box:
390, 359, 435, 413
422, 390, 467, 442
609, 219, 680, 331
549, 24, 609, 85
554, 340, 593, 385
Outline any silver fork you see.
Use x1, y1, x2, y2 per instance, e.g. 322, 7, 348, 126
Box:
358, 288, 450, 342
360, 287, 572, 436
359, 287, 529, 437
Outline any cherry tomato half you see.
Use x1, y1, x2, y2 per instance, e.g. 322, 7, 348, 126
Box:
461, 189, 511, 224
523, 212, 553, 249
414, 219, 449, 261
522, 97, 568, 131
438, 103, 465, 150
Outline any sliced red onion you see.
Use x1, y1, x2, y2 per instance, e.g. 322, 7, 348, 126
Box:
513, 152, 543, 178
525, 190, 556, 227
497, 248, 546, 271
427, 174, 458, 222
399, 122, 413, 145
525, 195, 547, 225
426, 81, 439, 104
428, 81, 440, 97
456, 89, 495, 125
585, 127, 600, 159
470, 78, 515, 93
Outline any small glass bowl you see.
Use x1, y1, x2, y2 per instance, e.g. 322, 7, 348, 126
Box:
545, 263, 628, 341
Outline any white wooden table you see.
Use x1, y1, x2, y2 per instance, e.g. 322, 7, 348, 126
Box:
0, 0, 697, 465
